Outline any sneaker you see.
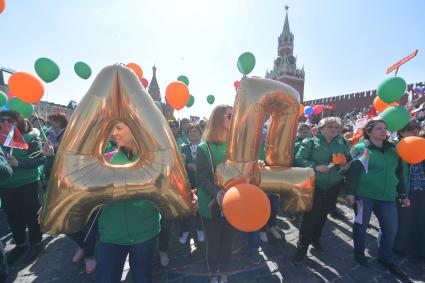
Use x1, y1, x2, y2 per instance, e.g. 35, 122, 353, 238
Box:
159, 251, 169, 267
292, 247, 307, 265
84, 257, 96, 274
23, 243, 43, 264
259, 232, 268, 243
311, 239, 323, 252
196, 230, 205, 242
377, 259, 409, 281
179, 232, 189, 244
268, 226, 282, 240
6, 245, 27, 265
354, 252, 369, 267
72, 248, 85, 263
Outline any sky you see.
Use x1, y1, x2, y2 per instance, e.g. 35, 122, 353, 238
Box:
1, 0, 424, 118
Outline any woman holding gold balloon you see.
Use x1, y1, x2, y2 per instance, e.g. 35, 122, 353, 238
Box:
293, 117, 350, 264
96, 121, 161, 283
196, 105, 235, 283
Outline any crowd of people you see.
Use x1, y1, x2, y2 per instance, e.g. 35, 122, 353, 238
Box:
0, 104, 424, 283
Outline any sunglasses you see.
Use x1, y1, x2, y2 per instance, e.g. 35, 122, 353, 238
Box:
0, 118, 16, 124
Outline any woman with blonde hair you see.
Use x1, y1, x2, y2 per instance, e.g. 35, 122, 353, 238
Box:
293, 117, 350, 264
196, 105, 234, 283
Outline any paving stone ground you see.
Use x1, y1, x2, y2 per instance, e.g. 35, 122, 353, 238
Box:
1, 204, 424, 283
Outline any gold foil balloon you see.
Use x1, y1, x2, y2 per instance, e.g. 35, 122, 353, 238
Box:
216, 77, 315, 212
41, 64, 193, 235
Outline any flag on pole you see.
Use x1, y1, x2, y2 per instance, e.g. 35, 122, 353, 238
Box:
0, 124, 28, 150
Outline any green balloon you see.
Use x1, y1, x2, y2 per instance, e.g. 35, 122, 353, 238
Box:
379, 106, 410, 132
7, 97, 34, 118
74, 62, 92, 79
0, 91, 7, 107
177, 75, 189, 86
186, 95, 195, 108
237, 52, 256, 75
155, 101, 162, 110
34, 57, 60, 83
377, 77, 406, 103
207, 95, 215, 105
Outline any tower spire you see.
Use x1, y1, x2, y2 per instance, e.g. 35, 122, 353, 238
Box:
282, 5, 290, 37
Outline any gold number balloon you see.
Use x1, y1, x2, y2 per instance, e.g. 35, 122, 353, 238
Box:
41, 64, 192, 235
216, 77, 315, 212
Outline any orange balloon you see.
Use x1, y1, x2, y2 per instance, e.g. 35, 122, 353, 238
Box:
397, 136, 425, 164
8, 72, 44, 104
165, 81, 189, 110
0, 0, 5, 14
126, 63, 143, 78
373, 97, 398, 112
299, 104, 304, 116
222, 183, 271, 232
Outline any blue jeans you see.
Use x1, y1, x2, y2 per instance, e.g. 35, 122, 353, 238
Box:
353, 197, 397, 264
97, 236, 157, 283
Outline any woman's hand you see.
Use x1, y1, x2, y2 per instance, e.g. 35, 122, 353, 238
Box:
257, 160, 266, 168
399, 198, 410, 208
42, 143, 55, 156
315, 165, 330, 173
345, 195, 355, 206
7, 156, 18, 167
191, 189, 198, 215
216, 190, 225, 207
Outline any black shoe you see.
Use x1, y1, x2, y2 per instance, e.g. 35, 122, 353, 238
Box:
378, 259, 409, 281
330, 207, 346, 221
293, 247, 307, 265
354, 252, 369, 267
23, 243, 43, 264
6, 245, 27, 265
311, 240, 323, 252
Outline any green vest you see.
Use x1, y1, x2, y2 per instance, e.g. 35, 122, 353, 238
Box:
0, 134, 42, 188
295, 134, 350, 190
197, 142, 227, 218
355, 144, 402, 201
98, 150, 161, 245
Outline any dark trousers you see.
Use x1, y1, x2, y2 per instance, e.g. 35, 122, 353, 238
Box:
96, 236, 157, 283
261, 194, 280, 230
180, 213, 202, 233
353, 197, 397, 264
201, 204, 236, 274
0, 182, 42, 245
158, 219, 170, 252
68, 209, 100, 258
394, 190, 425, 258
297, 184, 340, 248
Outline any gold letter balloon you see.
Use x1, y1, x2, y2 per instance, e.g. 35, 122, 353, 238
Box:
217, 77, 315, 212
41, 64, 192, 235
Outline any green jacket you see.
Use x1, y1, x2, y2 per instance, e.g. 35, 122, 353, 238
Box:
0, 147, 12, 180
98, 150, 161, 245
346, 141, 406, 201
295, 134, 350, 190
0, 133, 46, 188
195, 142, 227, 218
294, 136, 305, 156
180, 142, 199, 188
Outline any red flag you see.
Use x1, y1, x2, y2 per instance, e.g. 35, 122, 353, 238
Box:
0, 123, 28, 150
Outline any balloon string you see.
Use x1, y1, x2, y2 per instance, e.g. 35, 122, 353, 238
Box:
32, 108, 50, 144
